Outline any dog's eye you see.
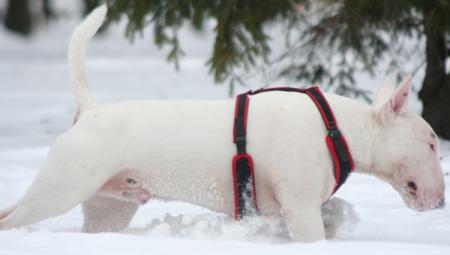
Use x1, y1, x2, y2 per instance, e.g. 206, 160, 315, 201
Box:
430, 143, 435, 152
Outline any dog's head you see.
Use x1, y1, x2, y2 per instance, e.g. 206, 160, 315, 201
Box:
370, 76, 445, 211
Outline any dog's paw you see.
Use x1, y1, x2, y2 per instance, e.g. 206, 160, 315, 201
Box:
321, 197, 359, 239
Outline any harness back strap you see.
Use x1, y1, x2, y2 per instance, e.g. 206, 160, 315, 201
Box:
232, 86, 354, 220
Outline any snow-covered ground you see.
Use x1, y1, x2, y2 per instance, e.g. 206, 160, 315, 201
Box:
0, 2, 450, 254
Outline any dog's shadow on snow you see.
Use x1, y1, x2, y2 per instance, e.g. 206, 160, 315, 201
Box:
22, 197, 450, 245
123, 213, 292, 243
119, 197, 360, 243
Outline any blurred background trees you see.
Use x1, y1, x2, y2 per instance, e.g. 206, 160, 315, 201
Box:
2, 0, 450, 138
4, 0, 32, 35
279, 0, 450, 139
3, 0, 57, 35
107, 0, 304, 86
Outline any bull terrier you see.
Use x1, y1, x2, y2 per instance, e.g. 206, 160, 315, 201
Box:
0, 5, 445, 242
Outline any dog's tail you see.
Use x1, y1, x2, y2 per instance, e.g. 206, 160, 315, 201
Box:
68, 4, 107, 113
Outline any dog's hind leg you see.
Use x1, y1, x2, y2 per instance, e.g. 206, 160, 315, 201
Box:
0, 205, 16, 221
82, 195, 139, 233
81, 170, 152, 232
0, 132, 121, 230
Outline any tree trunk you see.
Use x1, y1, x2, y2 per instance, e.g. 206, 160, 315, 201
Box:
4, 0, 31, 35
43, 0, 56, 20
419, 2, 450, 139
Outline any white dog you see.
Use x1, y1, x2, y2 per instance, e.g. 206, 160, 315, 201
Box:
0, 5, 445, 242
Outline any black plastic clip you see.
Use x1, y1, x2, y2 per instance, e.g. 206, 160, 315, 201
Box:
328, 127, 350, 165
235, 137, 247, 154
328, 127, 341, 139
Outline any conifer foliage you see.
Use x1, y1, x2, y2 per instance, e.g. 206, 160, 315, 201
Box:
106, 0, 450, 138
285, 0, 450, 138
106, 0, 305, 85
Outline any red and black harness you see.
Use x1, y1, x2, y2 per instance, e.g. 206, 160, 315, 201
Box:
232, 86, 354, 220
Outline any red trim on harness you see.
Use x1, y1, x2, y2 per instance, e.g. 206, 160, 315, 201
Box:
249, 86, 307, 95
232, 153, 258, 220
233, 95, 239, 142
305, 87, 354, 192
233, 95, 249, 143
326, 135, 355, 192
325, 136, 341, 192
305, 88, 337, 129
243, 96, 249, 134
232, 154, 240, 220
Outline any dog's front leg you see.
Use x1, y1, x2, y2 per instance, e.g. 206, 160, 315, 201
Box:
275, 179, 325, 242
281, 200, 325, 242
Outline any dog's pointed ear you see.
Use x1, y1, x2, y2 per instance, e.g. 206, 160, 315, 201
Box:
373, 79, 395, 107
375, 76, 412, 123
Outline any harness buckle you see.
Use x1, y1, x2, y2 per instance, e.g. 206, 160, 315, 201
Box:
235, 137, 247, 154
328, 127, 351, 165
236, 137, 246, 146
328, 127, 341, 139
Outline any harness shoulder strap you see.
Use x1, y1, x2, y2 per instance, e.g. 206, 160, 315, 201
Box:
246, 86, 354, 193
304, 87, 354, 193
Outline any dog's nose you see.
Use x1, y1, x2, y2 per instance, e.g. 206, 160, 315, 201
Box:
434, 199, 445, 209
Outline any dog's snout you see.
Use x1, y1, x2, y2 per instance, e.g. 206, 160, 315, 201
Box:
406, 181, 418, 196
434, 199, 445, 209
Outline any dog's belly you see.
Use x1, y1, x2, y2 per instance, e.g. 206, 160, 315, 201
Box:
70, 93, 332, 215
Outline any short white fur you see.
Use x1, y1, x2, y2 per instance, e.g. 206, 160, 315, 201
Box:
0, 4, 445, 242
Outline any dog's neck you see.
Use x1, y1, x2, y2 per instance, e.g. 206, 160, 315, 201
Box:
332, 98, 380, 176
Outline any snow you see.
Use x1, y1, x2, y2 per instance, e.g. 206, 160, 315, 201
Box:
0, 2, 450, 254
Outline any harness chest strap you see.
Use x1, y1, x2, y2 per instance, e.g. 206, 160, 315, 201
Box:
232, 86, 354, 220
